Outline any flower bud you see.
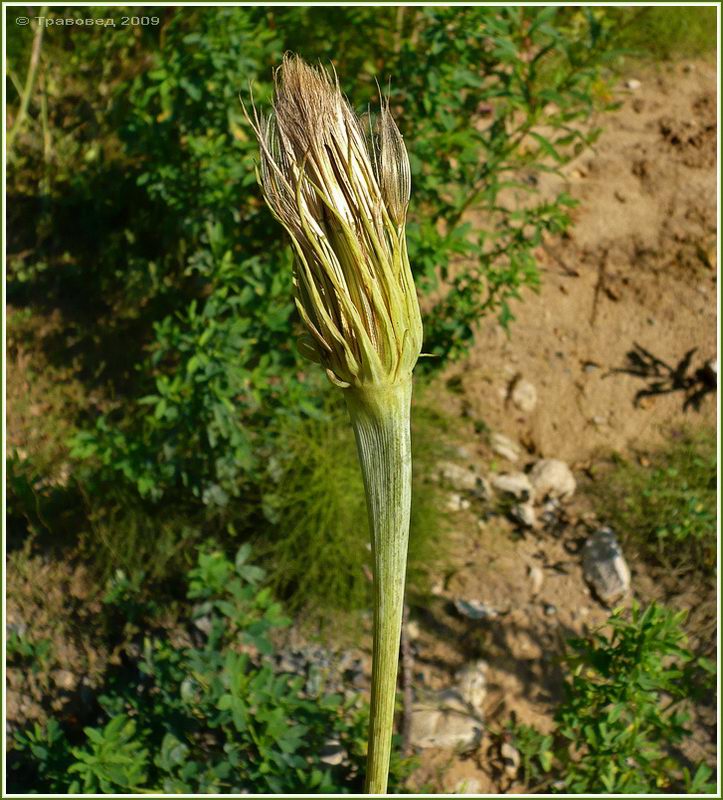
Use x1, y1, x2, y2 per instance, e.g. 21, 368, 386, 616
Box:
378, 101, 411, 228
246, 55, 422, 390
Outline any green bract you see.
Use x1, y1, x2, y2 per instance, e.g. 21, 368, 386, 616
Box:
247, 55, 422, 389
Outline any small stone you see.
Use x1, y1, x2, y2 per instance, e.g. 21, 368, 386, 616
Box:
454, 599, 499, 621
319, 738, 346, 766
452, 445, 474, 460
625, 78, 641, 90
406, 620, 421, 640
540, 496, 561, 517
540, 497, 561, 527
582, 527, 631, 605
454, 661, 488, 713
529, 459, 576, 501
527, 565, 543, 596
476, 475, 492, 501
446, 493, 471, 512
438, 461, 479, 493
338, 651, 365, 687
511, 502, 536, 528
434, 687, 471, 715
501, 742, 521, 778
453, 777, 483, 794
511, 379, 538, 413
276, 649, 305, 674
544, 603, 557, 617
193, 614, 213, 637
409, 705, 483, 751
6, 621, 27, 638
53, 669, 78, 691
491, 472, 534, 501
490, 432, 521, 462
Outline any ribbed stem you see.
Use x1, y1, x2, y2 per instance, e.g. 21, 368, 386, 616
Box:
345, 379, 413, 795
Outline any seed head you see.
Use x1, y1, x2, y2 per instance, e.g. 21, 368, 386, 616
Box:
246, 55, 422, 389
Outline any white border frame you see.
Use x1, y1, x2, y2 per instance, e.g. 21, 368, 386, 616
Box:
2, 3, 720, 798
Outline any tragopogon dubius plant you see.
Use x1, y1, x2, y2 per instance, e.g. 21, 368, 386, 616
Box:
246, 55, 422, 793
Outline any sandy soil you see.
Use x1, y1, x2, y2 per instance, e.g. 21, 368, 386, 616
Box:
441, 59, 716, 465
408, 58, 718, 793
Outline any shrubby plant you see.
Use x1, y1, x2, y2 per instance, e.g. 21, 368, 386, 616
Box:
511, 602, 716, 794
10, 547, 412, 793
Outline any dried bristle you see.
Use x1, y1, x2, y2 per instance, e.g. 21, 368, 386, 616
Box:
245, 54, 422, 389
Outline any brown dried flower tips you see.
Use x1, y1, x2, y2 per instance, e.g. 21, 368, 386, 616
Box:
245, 54, 422, 390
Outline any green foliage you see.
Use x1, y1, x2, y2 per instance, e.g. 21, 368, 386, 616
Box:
68, 716, 149, 794
7, 6, 618, 594
68, 257, 306, 508
7, 630, 54, 673
79, 489, 207, 583
393, 6, 617, 362
257, 393, 448, 613
257, 403, 371, 613
62, 10, 309, 508
590, 429, 717, 575
511, 602, 717, 794
12, 720, 72, 793
10, 547, 413, 793
508, 724, 555, 789
607, 6, 717, 62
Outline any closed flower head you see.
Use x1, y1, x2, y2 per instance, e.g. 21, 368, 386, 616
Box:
246, 55, 423, 389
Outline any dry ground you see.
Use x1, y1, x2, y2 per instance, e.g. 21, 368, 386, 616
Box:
406, 57, 717, 792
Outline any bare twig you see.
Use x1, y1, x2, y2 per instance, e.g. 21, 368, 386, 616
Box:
590, 247, 609, 326
393, 6, 406, 54
7, 7, 49, 156
541, 241, 580, 277
40, 71, 52, 164
6, 64, 24, 99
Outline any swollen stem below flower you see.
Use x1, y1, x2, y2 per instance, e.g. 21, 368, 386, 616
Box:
345, 379, 413, 795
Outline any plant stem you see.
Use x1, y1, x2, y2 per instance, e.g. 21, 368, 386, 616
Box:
400, 603, 414, 756
345, 379, 413, 795
7, 7, 48, 157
